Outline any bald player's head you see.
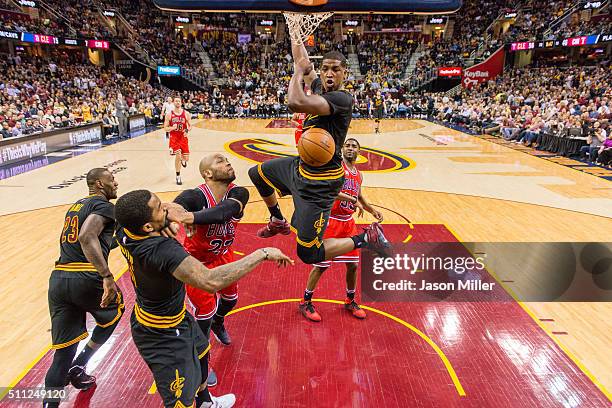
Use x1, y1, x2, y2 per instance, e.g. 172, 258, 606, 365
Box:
199, 154, 236, 183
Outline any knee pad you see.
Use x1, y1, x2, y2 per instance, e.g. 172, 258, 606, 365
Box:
297, 244, 326, 265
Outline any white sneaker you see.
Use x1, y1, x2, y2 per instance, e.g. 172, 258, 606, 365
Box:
176, 175, 182, 185
203, 393, 236, 408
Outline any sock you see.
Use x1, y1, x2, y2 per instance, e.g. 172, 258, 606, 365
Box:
176, 172, 180, 176
351, 232, 368, 249
44, 344, 78, 407
213, 297, 238, 326
195, 388, 213, 407
304, 289, 313, 302
72, 344, 96, 368
197, 317, 214, 342
346, 289, 355, 301
268, 203, 284, 221
196, 352, 213, 407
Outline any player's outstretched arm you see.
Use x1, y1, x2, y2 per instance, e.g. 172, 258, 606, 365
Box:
172, 248, 294, 293
171, 187, 249, 225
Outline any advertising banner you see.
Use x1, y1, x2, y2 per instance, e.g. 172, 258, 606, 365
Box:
462, 47, 505, 88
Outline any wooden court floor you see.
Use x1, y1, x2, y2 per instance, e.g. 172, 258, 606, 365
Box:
0, 119, 610, 405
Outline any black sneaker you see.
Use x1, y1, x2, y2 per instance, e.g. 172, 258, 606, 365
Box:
207, 368, 218, 388
211, 322, 231, 346
364, 222, 392, 258
181, 160, 188, 168
66, 365, 96, 390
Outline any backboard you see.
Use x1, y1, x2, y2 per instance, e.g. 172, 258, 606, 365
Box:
152, 0, 462, 14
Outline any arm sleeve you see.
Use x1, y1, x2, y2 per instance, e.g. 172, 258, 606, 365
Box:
193, 199, 241, 225
173, 189, 204, 212
322, 91, 353, 116
154, 238, 191, 276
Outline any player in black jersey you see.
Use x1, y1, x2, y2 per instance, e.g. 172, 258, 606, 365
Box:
248, 40, 390, 266
43, 168, 124, 408
373, 90, 385, 133
114, 189, 292, 408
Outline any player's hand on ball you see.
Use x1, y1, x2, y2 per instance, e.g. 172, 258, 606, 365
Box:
295, 58, 314, 76
263, 248, 294, 267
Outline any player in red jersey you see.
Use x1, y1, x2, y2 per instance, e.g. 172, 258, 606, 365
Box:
299, 138, 383, 322
172, 154, 249, 345
171, 153, 249, 388
164, 96, 191, 185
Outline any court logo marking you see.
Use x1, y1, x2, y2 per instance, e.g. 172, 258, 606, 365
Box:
225, 138, 414, 173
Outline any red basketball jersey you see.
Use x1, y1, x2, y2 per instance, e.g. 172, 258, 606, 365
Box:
169, 109, 187, 138
183, 183, 241, 264
330, 162, 362, 221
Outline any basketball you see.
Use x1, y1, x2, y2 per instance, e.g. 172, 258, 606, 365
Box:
297, 128, 335, 167
289, 0, 329, 6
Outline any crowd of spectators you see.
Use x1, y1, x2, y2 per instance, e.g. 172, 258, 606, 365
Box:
0, 54, 169, 140
431, 65, 612, 165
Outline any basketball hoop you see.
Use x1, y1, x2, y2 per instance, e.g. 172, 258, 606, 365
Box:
283, 11, 333, 44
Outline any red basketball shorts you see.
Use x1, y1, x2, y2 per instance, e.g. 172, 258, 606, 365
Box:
313, 216, 359, 268
185, 252, 237, 320
169, 134, 189, 155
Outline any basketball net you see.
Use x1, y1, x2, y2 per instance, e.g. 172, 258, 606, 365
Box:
283, 11, 334, 44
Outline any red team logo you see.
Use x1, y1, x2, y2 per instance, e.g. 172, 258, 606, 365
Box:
169, 110, 190, 154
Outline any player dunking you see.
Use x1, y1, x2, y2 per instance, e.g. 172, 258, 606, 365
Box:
43, 169, 124, 408
248, 39, 390, 266
164, 96, 191, 185
300, 138, 383, 321
114, 189, 292, 408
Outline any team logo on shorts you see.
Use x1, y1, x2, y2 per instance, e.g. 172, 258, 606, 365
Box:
314, 213, 325, 234
225, 138, 414, 173
170, 369, 185, 398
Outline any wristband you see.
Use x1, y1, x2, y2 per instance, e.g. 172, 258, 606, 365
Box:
261, 248, 269, 260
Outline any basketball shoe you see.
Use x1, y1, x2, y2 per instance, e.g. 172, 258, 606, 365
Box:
299, 300, 322, 322
257, 217, 291, 238
364, 222, 391, 258
66, 366, 96, 390
203, 393, 236, 408
344, 299, 366, 319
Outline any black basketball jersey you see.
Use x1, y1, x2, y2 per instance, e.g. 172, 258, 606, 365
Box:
54, 195, 114, 279
374, 96, 384, 108
116, 228, 190, 326
303, 78, 353, 173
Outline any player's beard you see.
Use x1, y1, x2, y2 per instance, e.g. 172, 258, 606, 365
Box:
213, 169, 236, 183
